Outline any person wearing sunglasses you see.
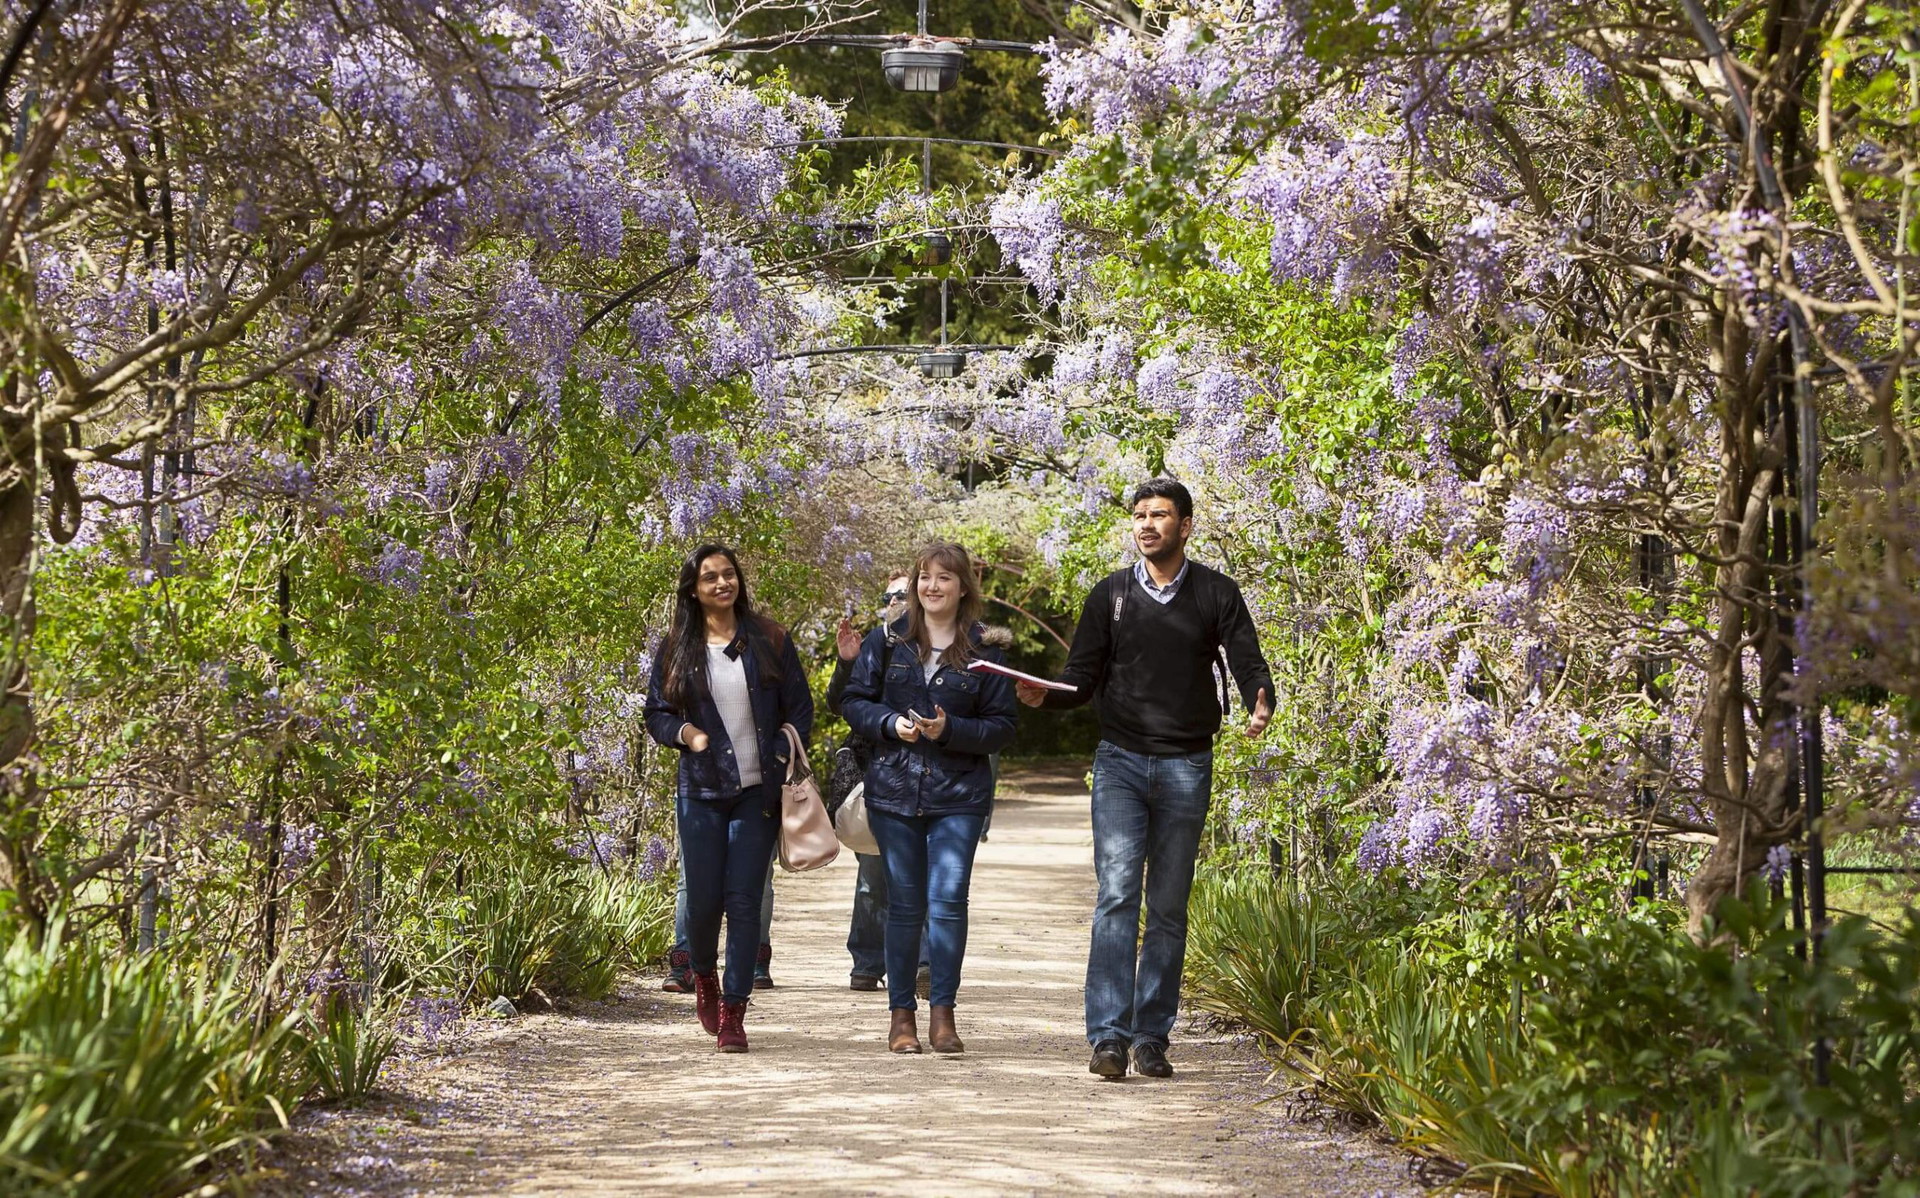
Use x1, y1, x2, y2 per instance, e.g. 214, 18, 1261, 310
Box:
825, 574, 924, 992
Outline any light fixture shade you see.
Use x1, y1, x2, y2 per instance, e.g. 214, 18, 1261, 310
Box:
882, 43, 965, 93
918, 232, 953, 266
916, 351, 967, 379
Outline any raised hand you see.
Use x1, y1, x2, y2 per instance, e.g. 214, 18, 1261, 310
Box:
1015, 680, 1047, 708
1244, 688, 1273, 739
914, 705, 949, 742
894, 714, 921, 743
836, 617, 861, 662
682, 724, 711, 753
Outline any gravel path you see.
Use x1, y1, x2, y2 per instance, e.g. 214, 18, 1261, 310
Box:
259, 765, 1415, 1197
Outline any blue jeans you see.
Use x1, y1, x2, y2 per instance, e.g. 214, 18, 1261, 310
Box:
848, 852, 889, 978
869, 808, 985, 1011
676, 786, 778, 1004
674, 858, 773, 960
1085, 741, 1213, 1049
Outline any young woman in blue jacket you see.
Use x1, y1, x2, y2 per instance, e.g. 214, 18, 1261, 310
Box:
842, 542, 1017, 1054
644, 544, 812, 1053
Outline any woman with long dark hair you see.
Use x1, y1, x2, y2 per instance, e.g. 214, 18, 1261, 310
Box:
842, 542, 1017, 1054
644, 544, 812, 1052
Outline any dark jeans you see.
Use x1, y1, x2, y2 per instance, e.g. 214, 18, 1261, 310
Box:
848, 852, 889, 978
1085, 740, 1212, 1049
677, 786, 778, 1004
673, 861, 773, 959
849, 851, 930, 979
869, 808, 985, 1011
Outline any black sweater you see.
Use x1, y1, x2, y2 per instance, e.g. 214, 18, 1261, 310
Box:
1042, 561, 1273, 755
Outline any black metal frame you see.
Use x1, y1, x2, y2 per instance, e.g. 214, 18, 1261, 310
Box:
770, 342, 1017, 363
714, 33, 1041, 56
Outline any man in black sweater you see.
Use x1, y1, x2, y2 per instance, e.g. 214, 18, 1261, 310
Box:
1017, 478, 1273, 1080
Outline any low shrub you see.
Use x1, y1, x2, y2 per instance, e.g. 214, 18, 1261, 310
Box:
1186, 873, 1920, 1196
1497, 900, 1920, 1197
392, 846, 673, 1006
300, 991, 399, 1105
0, 924, 305, 1198
1185, 870, 1338, 1044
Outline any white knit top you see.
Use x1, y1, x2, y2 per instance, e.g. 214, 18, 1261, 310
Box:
705, 644, 763, 788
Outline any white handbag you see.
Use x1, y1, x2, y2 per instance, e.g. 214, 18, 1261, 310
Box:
832, 781, 881, 855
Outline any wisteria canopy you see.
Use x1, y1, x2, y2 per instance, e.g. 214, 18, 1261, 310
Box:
3, 0, 1917, 945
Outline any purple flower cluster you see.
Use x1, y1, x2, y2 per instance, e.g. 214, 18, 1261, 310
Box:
636, 836, 674, 882
1236, 138, 1401, 301
372, 539, 424, 595
399, 995, 463, 1045
280, 822, 322, 873
989, 190, 1074, 301
558, 830, 626, 864
1501, 488, 1571, 592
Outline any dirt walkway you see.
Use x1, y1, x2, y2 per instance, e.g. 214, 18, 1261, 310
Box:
262, 766, 1414, 1197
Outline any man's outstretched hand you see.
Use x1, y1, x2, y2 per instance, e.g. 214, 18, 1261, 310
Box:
1015, 680, 1048, 708
836, 617, 861, 663
1244, 688, 1273, 738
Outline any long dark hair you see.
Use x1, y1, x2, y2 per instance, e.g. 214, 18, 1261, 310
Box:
660, 544, 778, 707
903, 541, 985, 671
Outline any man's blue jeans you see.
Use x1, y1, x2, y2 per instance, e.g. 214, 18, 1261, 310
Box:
676, 786, 778, 1005
869, 808, 985, 1011
1085, 740, 1213, 1049
849, 851, 931, 981
847, 852, 889, 978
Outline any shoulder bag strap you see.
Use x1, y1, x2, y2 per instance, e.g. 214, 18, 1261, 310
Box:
782, 723, 811, 783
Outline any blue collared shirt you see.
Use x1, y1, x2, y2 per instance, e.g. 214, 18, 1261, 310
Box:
1133, 557, 1190, 604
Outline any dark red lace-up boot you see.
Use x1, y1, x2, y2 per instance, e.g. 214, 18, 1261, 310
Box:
717, 1000, 749, 1053
692, 970, 721, 1035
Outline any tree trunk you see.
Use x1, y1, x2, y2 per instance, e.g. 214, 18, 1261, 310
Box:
0, 470, 45, 935
1686, 377, 1798, 931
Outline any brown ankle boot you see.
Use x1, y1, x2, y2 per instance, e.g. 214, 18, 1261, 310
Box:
928, 1005, 964, 1054
888, 1008, 922, 1054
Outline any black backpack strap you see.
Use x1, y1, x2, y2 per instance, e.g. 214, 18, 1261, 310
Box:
1107, 567, 1133, 625
1199, 568, 1231, 714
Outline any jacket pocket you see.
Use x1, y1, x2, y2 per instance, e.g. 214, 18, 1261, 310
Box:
681, 751, 721, 794
932, 669, 981, 708
935, 747, 983, 777
867, 749, 912, 803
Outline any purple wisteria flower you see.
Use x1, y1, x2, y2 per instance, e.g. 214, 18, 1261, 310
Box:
280, 823, 321, 872
637, 836, 674, 881
1135, 349, 1183, 408
372, 539, 424, 594
423, 460, 455, 510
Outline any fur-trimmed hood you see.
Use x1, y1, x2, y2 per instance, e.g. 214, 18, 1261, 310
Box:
882, 616, 1014, 650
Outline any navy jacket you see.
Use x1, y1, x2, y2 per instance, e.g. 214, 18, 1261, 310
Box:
644, 617, 813, 803
841, 621, 1017, 817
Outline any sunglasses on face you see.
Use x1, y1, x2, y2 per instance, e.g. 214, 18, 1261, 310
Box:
882, 589, 909, 605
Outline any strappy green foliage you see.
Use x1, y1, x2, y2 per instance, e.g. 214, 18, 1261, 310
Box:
1187, 876, 1920, 1195
0, 926, 304, 1197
